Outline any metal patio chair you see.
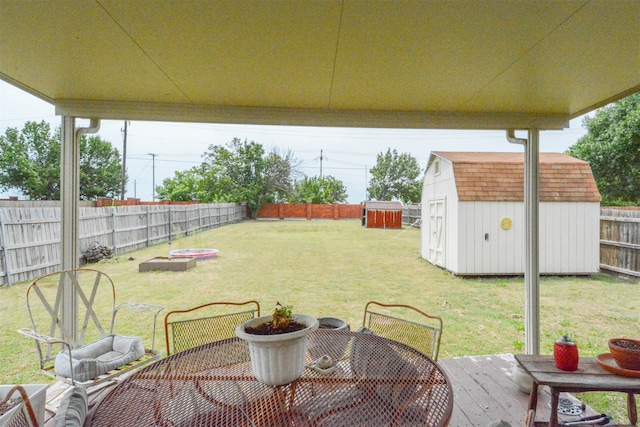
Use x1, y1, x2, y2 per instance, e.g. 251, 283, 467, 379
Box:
18, 269, 164, 387
0, 385, 40, 427
362, 301, 443, 361
164, 300, 261, 355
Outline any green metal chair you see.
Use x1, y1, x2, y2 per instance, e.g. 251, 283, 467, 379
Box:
164, 300, 260, 355
362, 301, 443, 361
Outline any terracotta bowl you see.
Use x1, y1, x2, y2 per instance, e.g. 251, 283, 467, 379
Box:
609, 338, 640, 371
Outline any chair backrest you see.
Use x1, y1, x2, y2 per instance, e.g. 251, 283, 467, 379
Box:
24, 269, 117, 366
164, 301, 260, 355
362, 301, 443, 361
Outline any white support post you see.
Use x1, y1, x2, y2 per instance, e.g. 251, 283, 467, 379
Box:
524, 128, 540, 355
60, 116, 100, 344
60, 115, 78, 342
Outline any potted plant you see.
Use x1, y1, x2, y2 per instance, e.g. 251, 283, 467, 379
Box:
609, 337, 640, 370
236, 303, 318, 386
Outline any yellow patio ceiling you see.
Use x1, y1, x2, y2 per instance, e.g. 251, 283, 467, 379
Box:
1, 0, 638, 129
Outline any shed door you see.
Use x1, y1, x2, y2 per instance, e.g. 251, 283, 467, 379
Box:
428, 199, 445, 266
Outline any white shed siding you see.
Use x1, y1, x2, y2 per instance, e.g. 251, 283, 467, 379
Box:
422, 152, 600, 276
498, 202, 523, 273
457, 201, 524, 274
454, 201, 599, 275
421, 157, 458, 271
539, 202, 600, 274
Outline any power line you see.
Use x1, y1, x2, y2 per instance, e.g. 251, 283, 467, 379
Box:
128, 156, 199, 164
300, 166, 365, 171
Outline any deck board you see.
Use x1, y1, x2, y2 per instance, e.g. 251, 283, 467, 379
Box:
42, 353, 600, 426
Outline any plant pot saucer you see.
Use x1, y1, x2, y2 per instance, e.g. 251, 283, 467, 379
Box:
596, 353, 640, 378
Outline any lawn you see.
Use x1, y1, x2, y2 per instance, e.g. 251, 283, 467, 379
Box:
1, 219, 638, 419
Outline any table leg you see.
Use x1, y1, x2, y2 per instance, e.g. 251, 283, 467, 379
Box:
528, 382, 539, 411
627, 393, 637, 425
549, 387, 560, 427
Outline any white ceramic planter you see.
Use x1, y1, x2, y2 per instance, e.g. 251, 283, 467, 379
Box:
511, 364, 534, 394
317, 317, 350, 331
236, 314, 319, 386
0, 384, 48, 427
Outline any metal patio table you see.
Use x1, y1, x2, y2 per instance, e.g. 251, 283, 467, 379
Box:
89, 329, 453, 426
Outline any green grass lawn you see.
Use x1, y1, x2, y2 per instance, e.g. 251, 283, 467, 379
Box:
1, 219, 638, 420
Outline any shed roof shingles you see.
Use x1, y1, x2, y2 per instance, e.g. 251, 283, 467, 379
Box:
432, 152, 600, 202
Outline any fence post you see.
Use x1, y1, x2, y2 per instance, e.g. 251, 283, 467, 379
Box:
168, 205, 173, 242
146, 206, 150, 247
278, 202, 284, 220
185, 205, 190, 236
0, 210, 12, 287
112, 207, 117, 255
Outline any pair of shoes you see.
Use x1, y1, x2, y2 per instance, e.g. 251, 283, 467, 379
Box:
559, 413, 614, 426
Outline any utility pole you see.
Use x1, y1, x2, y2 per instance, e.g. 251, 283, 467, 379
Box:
319, 149, 324, 178
148, 153, 157, 201
120, 121, 129, 200
364, 166, 368, 201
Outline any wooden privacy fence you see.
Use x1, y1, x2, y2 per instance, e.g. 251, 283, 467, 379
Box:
0, 203, 244, 287
256, 202, 361, 220
402, 204, 422, 228
600, 207, 640, 278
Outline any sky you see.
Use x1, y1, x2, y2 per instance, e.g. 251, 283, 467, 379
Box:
0, 80, 591, 203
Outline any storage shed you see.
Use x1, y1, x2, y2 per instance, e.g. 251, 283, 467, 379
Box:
361, 201, 403, 229
421, 152, 601, 275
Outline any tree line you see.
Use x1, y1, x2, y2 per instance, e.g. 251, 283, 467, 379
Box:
156, 138, 423, 217
566, 93, 640, 206
0, 126, 424, 217
0, 121, 122, 200
1, 93, 638, 210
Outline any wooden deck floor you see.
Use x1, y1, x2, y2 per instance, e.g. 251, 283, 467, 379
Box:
42, 354, 600, 426
439, 354, 596, 426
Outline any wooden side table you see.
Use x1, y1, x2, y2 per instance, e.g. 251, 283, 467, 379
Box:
515, 355, 640, 427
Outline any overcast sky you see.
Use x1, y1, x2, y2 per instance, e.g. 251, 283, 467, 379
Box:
0, 80, 590, 203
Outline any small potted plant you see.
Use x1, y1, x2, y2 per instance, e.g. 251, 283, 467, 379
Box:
236, 303, 318, 385
609, 337, 640, 370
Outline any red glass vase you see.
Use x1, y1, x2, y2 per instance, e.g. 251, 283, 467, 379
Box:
554, 335, 579, 371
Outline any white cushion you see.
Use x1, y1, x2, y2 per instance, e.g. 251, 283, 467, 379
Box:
54, 334, 145, 383
55, 386, 88, 427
